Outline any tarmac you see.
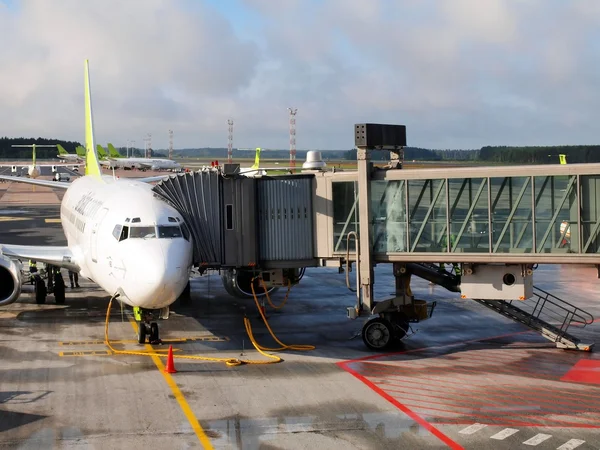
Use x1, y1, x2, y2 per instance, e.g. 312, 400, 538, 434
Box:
0, 175, 599, 449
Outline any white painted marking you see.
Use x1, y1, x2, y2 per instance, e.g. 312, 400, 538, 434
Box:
557, 439, 586, 450
490, 428, 519, 440
523, 433, 552, 446
458, 423, 487, 435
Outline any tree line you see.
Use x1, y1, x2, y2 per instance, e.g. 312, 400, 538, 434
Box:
0, 137, 82, 159
2, 137, 600, 164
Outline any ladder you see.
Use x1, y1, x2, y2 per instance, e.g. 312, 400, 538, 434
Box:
473, 286, 595, 351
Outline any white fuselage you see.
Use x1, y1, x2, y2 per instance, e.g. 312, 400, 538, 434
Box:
111, 157, 181, 171
57, 154, 84, 163
60, 176, 193, 309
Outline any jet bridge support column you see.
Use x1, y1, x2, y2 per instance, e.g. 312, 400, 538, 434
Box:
356, 146, 374, 313
355, 124, 413, 351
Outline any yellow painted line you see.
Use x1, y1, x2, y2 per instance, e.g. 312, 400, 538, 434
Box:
59, 350, 112, 357
45, 218, 61, 223
59, 336, 228, 346
128, 319, 214, 449
58, 348, 181, 356
0, 216, 30, 222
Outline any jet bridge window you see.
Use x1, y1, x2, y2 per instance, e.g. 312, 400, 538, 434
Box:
129, 226, 156, 239
158, 225, 182, 238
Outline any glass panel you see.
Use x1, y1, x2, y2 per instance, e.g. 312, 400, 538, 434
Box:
129, 226, 156, 239
332, 181, 358, 252
408, 179, 447, 252
490, 176, 532, 253
449, 177, 490, 252
371, 180, 407, 252
581, 175, 600, 253
158, 225, 182, 238
535, 175, 577, 253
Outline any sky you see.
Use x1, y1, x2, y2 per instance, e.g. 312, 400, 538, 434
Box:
0, 0, 599, 151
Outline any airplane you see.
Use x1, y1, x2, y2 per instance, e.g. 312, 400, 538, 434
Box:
0, 60, 193, 344
56, 144, 84, 163
106, 144, 182, 171
0, 144, 81, 178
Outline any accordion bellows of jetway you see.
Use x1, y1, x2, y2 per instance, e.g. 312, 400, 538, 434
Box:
152, 171, 315, 269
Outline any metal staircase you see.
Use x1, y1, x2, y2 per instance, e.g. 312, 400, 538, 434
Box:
473, 286, 595, 351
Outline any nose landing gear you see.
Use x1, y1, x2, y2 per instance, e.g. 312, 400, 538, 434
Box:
133, 307, 162, 345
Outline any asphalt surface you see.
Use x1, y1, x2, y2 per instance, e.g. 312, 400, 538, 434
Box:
0, 188, 599, 449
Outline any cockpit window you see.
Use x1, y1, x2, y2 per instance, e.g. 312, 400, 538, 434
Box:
129, 226, 156, 239
112, 224, 122, 240
180, 222, 190, 241
131, 217, 141, 223
158, 225, 182, 238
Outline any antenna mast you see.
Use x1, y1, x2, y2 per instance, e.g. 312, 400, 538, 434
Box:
288, 107, 297, 173
227, 119, 234, 164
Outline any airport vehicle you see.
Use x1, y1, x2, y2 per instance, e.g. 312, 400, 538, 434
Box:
1, 144, 81, 178
0, 60, 193, 344
53, 172, 70, 182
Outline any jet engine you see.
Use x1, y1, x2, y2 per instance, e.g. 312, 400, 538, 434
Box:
0, 255, 22, 306
221, 269, 277, 299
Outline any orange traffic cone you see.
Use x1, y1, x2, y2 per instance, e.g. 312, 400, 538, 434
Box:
164, 345, 177, 374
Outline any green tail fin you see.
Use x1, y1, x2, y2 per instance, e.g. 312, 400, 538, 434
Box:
559, 154, 567, 165
251, 147, 261, 170
96, 145, 108, 159
32, 144, 36, 166
84, 60, 103, 179
56, 144, 68, 155
75, 146, 86, 157
107, 143, 122, 158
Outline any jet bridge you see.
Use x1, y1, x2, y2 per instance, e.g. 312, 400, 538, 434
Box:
151, 124, 599, 352
152, 169, 317, 298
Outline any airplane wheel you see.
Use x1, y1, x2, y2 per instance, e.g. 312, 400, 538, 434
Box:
34, 277, 47, 304
54, 273, 65, 305
137, 323, 147, 344
362, 318, 394, 351
149, 323, 160, 344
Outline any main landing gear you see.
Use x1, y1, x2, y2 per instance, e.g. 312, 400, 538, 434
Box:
33, 265, 65, 305
133, 306, 168, 345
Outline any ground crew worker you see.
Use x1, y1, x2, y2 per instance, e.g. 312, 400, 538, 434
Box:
68, 270, 80, 288
29, 260, 37, 284
439, 234, 462, 277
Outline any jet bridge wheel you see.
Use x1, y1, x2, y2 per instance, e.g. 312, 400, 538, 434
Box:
362, 317, 395, 351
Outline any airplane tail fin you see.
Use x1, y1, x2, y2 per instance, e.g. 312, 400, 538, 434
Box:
559, 154, 567, 165
251, 147, 261, 170
32, 144, 36, 166
75, 145, 86, 158
56, 144, 68, 156
107, 143, 122, 158
84, 60, 103, 179
96, 144, 107, 159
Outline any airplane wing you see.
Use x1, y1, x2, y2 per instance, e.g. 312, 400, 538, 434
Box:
136, 174, 174, 183
0, 175, 71, 189
0, 244, 79, 272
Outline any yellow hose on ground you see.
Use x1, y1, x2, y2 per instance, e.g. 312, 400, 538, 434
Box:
104, 296, 281, 367
250, 278, 315, 352
261, 278, 291, 310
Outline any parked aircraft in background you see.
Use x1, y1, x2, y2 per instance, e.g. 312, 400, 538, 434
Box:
56, 145, 84, 163
0, 60, 193, 344
0, 144, 81, 178
105, 144, 182, 171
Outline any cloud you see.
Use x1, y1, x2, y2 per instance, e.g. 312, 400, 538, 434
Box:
1, 0, 600, 150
